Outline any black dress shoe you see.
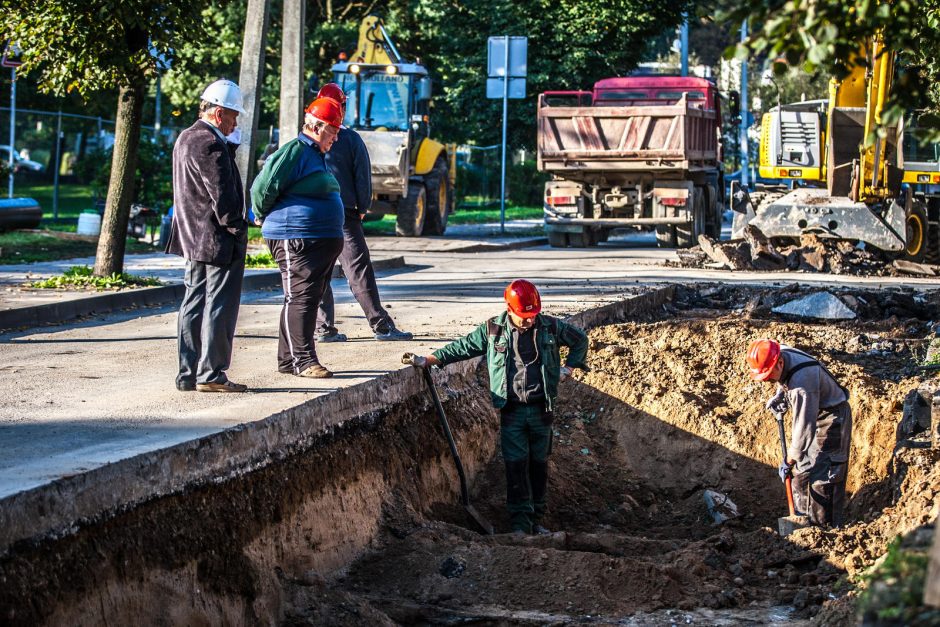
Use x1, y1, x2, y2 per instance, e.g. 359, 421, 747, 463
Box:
176, 380, 196, 392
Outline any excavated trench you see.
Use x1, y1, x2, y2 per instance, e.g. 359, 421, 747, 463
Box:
2, 285, 939, 626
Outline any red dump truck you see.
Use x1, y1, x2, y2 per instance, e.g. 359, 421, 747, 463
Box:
537, 76, 726, 247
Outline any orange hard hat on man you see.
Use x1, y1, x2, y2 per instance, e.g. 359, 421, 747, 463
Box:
746, 339, 781, 381
504, 279, 541, 318
304, 97, 344, 128
317, 83, 347, 106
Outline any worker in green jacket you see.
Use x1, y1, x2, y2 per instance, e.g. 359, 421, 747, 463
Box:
405, 279, 589, 534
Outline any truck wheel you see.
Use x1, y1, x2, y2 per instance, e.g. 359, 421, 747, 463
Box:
675, 190, 705, 248
705, 184, 722, 239
568, 228, 597, 248
655, 223, 676, 248
547, 231, 568, 247
902, 201, 928, 262
422, 158, 451, 236
396, 183, 427, 237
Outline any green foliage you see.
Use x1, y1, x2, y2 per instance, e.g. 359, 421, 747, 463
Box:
245, 251, 277, 268
1, 0, 216, 96
81, 140, 174, 209
856, 535, 938, 626
717, 0, 940, 141
412, 0, 693, 147
25, 265, 162, 290
508, 160, 548, 207
0, 230, 153, 264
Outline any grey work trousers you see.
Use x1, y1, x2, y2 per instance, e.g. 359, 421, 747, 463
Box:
316, 209, 393, 335
176, 251, 246, 386
791, 402, 852, 527
268, 237, 344, 374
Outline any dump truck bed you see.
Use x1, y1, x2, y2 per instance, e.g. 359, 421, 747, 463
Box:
537, 96, 719, 175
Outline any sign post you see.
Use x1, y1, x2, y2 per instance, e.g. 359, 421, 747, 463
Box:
2, 41, 22, 199
486, 36, 527, 233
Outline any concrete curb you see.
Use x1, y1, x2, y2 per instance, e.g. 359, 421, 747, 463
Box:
0, 255, 406, 334
437, 237, 547, 253
0, 286, 673, 554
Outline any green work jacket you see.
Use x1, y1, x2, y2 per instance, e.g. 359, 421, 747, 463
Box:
432, 312, 589, 413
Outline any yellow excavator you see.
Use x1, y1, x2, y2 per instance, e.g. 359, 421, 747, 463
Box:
330, 16, 455, 236
744, 35, 936, 261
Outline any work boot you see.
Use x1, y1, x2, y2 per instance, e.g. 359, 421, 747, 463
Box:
298, 364, 333, 378
176, 379, 196, 392
196, 380, 247, 393
532, 524, 552, 535
374, 326, 413, 341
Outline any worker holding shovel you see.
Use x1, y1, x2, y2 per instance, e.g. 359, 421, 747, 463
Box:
404, 280, 589, 535
747, 339, 853, 528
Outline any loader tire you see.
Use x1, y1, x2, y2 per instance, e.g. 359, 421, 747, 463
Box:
396, 183, 427, 237
568, 228, 597, 248
902, 201, 928, 262
422, 158, 452, 236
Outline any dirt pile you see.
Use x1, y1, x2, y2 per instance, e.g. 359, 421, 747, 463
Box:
674, 226, 940, 277
281, 285, 939, 625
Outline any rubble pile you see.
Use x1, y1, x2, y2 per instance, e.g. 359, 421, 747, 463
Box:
674, 225, 939, 277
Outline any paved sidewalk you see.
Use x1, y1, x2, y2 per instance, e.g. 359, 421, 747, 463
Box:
0, 223, 546, 328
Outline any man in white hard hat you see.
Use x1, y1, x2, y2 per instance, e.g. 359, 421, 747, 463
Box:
165, 79, 250, 392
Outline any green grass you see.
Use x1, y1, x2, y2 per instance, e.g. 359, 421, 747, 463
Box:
0, 230, 156, 264
25, 265, 163, 290
245, 250, 277, 268
14, 182, 97, 219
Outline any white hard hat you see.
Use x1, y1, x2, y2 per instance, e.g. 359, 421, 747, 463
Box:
201, 79, 245, 114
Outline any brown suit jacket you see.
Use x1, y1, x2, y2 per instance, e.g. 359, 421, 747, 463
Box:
165, 120, 247, 266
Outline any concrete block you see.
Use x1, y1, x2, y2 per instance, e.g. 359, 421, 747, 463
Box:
771, 291, 857, 320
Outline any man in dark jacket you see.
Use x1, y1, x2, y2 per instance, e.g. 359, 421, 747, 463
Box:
165, 79, 249, 393
314, 83, 413, 342
404, 280, 589, 534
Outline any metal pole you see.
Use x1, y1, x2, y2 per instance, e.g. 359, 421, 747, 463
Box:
8, 67, 15, 198
53, 110, 62, 218
739, 21, 750, 188
499, 36, 509, 234
680, 17, 689, 77
154, 72, 162, 143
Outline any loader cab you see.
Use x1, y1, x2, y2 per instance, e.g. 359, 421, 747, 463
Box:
332, 62, 432, 143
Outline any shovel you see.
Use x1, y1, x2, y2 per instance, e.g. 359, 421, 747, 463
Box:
403, 355, 494, 535
774, 411, 811, 536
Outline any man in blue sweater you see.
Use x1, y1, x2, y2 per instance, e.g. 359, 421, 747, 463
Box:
314, 83, 413, 343
250, 98, 346, 378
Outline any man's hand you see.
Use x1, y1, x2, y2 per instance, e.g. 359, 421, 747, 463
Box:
778, 461, 793, 483
559, 365, 573, 382
766, 390, 788, 418
253, 216, 262, 226
402, 353, 429, 368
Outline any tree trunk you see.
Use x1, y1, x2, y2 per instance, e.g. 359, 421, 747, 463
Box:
93, 81, 145, 277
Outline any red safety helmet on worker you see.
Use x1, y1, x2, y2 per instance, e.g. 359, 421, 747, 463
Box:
304, 97, 344, 128
746, 338, 781, 381
504, 279, 541, 319
317, 83, 347, 106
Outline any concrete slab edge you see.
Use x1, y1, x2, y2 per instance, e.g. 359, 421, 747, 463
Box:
0, 256, 406, 335
440, 237, 547, 254
0, 286, 673, 554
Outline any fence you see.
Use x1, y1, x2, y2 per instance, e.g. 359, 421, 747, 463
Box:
0, 106, 181, 219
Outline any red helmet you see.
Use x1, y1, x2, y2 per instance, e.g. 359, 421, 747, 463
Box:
504, 279, 541, 318
746, 339, 781, 381
317, 83, 347, 105
304, 97, 344, 128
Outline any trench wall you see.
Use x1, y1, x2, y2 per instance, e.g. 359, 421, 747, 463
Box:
0, 287, 675, 626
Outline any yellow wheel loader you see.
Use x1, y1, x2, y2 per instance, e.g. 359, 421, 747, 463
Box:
331, 16, 455, 237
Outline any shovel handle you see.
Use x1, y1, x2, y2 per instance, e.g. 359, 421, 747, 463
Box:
422, 368, 471, 506
775, 414, 796, 517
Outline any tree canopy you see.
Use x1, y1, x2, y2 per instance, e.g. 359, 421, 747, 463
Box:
716, 0, 940, 138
